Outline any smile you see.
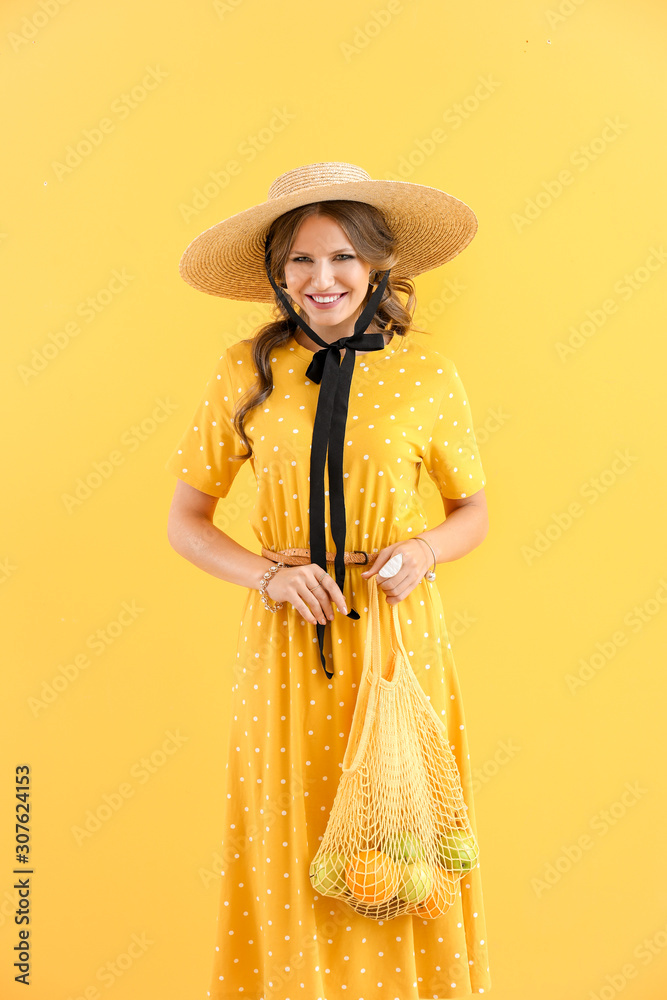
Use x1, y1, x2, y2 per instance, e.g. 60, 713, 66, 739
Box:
306, 292, 348, 307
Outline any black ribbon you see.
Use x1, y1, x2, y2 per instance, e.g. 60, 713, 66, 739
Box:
264, 235, 391, 679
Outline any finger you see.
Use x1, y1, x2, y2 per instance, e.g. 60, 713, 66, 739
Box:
380, 570, 406, 599
317, 572, 348, 614
379, 567, 409, 594
385, 578, 418, 604
362, 548, 398, 578
309, 573, 336, 618
376, 563, 406, 593
309, 582, 335, 621
361, 554, 387, 577
300, 573, 338, 623
296, 588, 328, 625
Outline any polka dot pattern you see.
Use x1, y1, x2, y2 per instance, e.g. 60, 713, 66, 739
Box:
166, 331, 491, 998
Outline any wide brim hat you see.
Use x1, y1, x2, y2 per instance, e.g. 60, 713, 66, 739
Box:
178, 161, 478, 302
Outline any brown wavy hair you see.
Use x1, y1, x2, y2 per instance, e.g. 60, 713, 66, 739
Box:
230, 200, 425, 461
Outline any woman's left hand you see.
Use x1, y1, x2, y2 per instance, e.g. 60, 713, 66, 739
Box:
361, 538, 432, 605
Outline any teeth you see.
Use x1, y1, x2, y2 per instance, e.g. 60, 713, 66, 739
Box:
311, 293, 343, 302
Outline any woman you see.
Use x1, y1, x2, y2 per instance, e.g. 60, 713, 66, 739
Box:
166, 161, 492, 999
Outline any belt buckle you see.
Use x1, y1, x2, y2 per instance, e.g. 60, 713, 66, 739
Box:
352, 549, 369, 565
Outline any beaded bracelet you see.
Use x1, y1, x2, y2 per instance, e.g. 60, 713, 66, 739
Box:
413, 535, 437, 581
259, 561, 285, 612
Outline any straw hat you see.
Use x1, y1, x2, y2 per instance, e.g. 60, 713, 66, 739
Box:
178, 160, 478, 302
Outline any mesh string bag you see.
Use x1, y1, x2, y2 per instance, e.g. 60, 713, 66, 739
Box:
308, 574, 480, 921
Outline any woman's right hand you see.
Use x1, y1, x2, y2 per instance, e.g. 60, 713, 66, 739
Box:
265, 563, 348, 625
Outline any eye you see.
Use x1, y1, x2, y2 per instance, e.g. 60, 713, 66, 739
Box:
290, 254, 356, 262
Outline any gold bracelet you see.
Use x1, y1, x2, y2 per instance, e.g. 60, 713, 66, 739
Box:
413, 535, 437, 581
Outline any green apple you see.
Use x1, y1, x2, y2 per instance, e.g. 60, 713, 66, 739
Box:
436, 831, 479, 871
309, 851, 348, 895
396, 860, 433, 905
382, 831, 427, 864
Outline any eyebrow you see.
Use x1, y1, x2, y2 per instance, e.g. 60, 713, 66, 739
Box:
290, 247, 355, 255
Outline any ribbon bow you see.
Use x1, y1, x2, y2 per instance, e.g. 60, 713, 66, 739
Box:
264, 236, 391, 678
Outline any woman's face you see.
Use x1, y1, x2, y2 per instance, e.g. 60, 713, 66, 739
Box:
282, 213, 372, 337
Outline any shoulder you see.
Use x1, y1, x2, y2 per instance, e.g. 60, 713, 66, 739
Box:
400, 331, 458, 385
215, 338, 259, 387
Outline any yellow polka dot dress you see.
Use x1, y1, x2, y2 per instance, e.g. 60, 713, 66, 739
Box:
165, 329, 492, 999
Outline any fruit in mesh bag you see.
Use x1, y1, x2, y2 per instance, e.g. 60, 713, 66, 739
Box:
436, 830, 479, 871
345, 849, 399, 903
396, 860, 433, 905
413, 868, 459, 918
309, 851, 348, 895
345, 893, 403, 921
381, 830, 427, 864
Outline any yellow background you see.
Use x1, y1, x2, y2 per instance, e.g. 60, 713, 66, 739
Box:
2, 0, 666, 997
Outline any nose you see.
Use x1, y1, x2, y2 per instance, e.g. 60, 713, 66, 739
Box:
309, 259, 337, 291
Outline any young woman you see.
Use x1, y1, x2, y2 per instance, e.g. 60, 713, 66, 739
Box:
166, 161, 492, 999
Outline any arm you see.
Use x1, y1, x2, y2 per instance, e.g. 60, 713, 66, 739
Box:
361, 488, 489, 603
417, 487, 489, 565
166, 480, 274, 591
167, 480, 349, 622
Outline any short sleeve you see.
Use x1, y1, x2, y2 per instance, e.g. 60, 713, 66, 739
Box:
421, 361, 486, 499
165, 351, 249, 498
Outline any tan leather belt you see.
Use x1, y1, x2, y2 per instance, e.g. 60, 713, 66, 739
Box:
261, 546, 379, 567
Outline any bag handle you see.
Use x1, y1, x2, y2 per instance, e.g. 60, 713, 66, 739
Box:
342, 574, 417, 773
366, 574, 406, 686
